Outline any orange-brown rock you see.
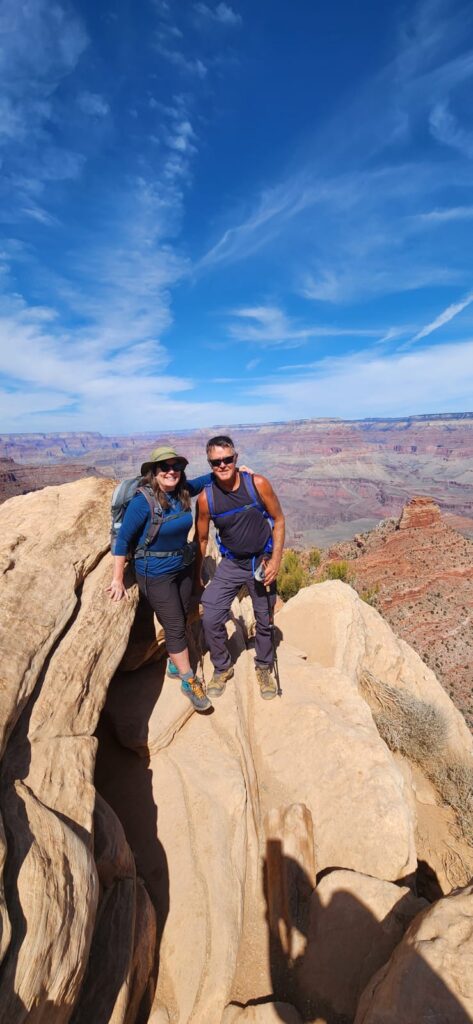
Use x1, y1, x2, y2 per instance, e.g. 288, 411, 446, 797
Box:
398, 495, 442, 530
323, 498, 473, 730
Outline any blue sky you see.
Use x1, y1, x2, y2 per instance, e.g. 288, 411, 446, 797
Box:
1, 0, 473, 433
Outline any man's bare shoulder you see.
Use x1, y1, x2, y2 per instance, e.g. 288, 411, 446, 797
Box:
197, 489, 209, 511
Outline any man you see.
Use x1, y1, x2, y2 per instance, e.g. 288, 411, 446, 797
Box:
195, 435, 285, 700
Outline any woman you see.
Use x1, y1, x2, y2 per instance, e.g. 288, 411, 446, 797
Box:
107, 444, 213, 711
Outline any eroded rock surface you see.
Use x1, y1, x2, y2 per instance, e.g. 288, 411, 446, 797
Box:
0, 479, 472, 1024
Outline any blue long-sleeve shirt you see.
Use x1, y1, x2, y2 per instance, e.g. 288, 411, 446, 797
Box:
115, 473, 211, 577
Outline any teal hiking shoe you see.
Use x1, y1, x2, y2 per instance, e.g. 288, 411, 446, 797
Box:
166, 658, 180, 679
180, 673, 212, 712
206, 665, 234, 698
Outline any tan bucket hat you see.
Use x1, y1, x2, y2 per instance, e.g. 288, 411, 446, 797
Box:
140, 445, 189, 476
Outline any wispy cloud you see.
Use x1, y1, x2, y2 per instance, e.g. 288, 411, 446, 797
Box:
0, 0, 89, 209
77, 91, 110, 117
194, 3, 242, 27
429, 100, 473, 157
155, 42, 207, 78
228, 305, 386, 346
248, 337, 473, 420
414, 205, 473, 224
411, 291, 473, 341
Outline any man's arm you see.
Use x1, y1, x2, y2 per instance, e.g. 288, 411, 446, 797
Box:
253, 474, 285, 586
194, 490, 211, 591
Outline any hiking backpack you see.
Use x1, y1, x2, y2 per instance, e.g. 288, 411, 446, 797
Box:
110, 477, 164, 555
204, 471, 274, 560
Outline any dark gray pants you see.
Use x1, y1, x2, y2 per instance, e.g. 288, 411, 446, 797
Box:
201, 557, 276, 672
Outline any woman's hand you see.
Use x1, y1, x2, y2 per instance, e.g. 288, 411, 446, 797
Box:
106, 578, 129, 602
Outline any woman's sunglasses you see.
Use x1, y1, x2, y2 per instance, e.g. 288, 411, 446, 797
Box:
156, 460, 186, 472
209, 454, 237, 467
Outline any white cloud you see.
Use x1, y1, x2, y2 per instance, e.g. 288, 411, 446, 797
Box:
155, 43, 207, 78
21, 205, 59, 226
228, 305, 384, 346
415, 205, 473, 224
429, 101, 473, 158
0, 0, 89, 201
248, 338, 473, 420
194, 3, 242, 26
411, 291, 473, 341
77, 91, 110, 117
301, 263, 463, 305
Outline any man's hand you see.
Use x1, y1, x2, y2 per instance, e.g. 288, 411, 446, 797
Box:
260, 557, 280, 587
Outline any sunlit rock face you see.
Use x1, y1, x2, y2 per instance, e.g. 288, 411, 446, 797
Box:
0, 478, 472, 1023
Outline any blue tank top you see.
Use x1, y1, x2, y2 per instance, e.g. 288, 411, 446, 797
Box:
208, 473, 272, 561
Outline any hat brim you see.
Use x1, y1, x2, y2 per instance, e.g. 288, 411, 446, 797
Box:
140, 456, 188, 476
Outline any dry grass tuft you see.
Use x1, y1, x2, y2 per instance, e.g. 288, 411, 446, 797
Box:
361, 671, 473, 846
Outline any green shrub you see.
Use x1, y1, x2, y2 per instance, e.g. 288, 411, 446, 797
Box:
323, 559, 350, 582
277, 550, 307, 602
360, 584, 379, 606
308, 547, 321, 569
278, 567, 305, 602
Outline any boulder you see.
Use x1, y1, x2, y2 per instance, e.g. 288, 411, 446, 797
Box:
222, 1004, 303, 1023
297, 869, 426, 1019
355, 884, 473, 1023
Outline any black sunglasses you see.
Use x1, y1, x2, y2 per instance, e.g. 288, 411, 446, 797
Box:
209, 454, 237, 467
156, 460, 186, 472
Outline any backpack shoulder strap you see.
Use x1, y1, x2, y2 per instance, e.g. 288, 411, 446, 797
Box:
204, 481, 216, 518
240, 472, 265, 512
137, 486, 164, 548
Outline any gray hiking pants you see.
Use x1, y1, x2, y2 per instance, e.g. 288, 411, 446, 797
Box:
201, 557, 277, 672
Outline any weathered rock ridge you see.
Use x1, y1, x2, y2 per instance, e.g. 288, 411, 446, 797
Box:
0, 478, 472, 1023
325, 495, 473, 729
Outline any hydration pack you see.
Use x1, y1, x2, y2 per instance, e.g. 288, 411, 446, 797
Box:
110, 478, 164, 555
204, 471, 274, 560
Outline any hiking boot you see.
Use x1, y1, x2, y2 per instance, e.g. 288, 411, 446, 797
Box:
180, 673, 212, 712
166, 658, 180, 679
206, 665, 234, 698
256, 665, 277, 700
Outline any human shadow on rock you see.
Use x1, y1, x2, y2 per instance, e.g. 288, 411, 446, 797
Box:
263, 842, 471, 1024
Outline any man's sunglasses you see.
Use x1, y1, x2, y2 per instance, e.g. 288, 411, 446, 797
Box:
156, 460, 186, 472
209, 454, 237, 468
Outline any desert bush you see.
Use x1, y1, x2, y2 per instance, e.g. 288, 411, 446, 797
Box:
361, 673, 473, 845
323, 559, 350, 582
308, 547, 321, 569
277, 550, 307, 602
360, 584, 379, 606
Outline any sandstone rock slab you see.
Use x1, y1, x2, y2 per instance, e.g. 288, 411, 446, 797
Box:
355, 883, 473, 1023
222, 1003, 303, 1023
297, 869, 426, 1019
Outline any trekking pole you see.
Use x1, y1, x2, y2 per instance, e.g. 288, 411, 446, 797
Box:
255, 560, 282, 697
265, 585, 282, 697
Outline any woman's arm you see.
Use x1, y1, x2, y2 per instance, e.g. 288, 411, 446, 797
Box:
106, 555, 128, 601
106, 494, 148, 602
187, 472, 212, 497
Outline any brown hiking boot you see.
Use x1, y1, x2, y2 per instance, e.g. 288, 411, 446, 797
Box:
256, 665, 277, 700
206, 665, 234, 698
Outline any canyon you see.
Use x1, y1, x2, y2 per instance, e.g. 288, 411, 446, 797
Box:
323, 496, 473, 731
1, 413, 472, 546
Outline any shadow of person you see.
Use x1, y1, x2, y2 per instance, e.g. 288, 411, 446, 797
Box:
263, 842, 472, 1023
